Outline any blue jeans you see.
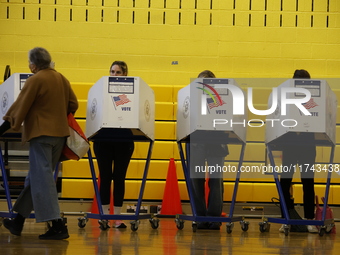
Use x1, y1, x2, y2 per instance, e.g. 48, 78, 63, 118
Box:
13, 136, 66, 222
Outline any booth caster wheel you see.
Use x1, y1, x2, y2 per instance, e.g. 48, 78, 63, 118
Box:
226, 222, 234, 234
175, 218, 184, 230
78, 217, 88, 228
149, 218, 159, 229
98, 220, 110, 230
240, 220, 249, 232
319, 227, 326, 237
259, 222, 270, 233
284, 228, 289, 236
130, 220, 140, 231
281, 224, 290, 236
192, 222, 198, 232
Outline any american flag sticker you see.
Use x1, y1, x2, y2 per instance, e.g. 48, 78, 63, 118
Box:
302, 98, 318, 109
206, 97, 226, 109
112, 94, 131, 107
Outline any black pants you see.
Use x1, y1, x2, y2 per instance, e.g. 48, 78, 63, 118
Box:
189, 143, 226, 217
280, 145, 316, 219
93, 141, 134, 206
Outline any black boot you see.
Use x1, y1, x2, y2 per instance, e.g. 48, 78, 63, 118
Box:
3, 213, 25, 236
39, 218, 69, 240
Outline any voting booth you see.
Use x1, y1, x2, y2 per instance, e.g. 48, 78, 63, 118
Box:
266, 79, 337, 147
175, 78, 249, 233
0, 73, 32, 120
81, 76, 158, 231
0, 73, 32, 136
261, 79, 337, 236
86, 76, 154, 141
177, 78, 246, 144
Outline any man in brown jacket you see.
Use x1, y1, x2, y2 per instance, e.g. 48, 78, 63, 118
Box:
0, 47, 78, 240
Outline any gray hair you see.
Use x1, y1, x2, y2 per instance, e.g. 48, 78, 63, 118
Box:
28, 47, 52, 70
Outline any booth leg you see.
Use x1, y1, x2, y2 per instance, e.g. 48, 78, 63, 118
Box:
0, 145, 14, 216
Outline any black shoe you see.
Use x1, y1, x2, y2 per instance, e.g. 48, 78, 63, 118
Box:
3, 218, 23, 236
197, 222, 210, 229
39, 226, 69, 240
39, 219, 69, 240
209, 222, 221, 230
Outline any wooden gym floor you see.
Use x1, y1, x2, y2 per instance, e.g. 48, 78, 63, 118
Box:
0, 216, 339, 255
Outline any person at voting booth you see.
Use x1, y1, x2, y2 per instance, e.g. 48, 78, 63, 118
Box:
279, 69, 318, 233
0, 47, 78, 239
190, 70, 228, 230
93, 61, 134, 228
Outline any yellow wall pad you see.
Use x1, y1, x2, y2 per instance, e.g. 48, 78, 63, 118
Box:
61, 179, 279, 203
293, 184, 334, 204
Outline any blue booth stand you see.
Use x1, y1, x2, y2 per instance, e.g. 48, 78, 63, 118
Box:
77, 130, 159, 231
259, 140, 336, 236
175, 136, 249, 233
175, 77, 249, 233
259, 78, 337, 236
77, 76, 158, 231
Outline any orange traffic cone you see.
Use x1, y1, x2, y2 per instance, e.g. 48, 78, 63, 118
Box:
160, 158, 182, 216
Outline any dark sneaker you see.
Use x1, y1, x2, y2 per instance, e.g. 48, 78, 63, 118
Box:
197, 222, 210, 229
209, 222, 222, 230
3, 218, 23, 236
39, 226, 69, 240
